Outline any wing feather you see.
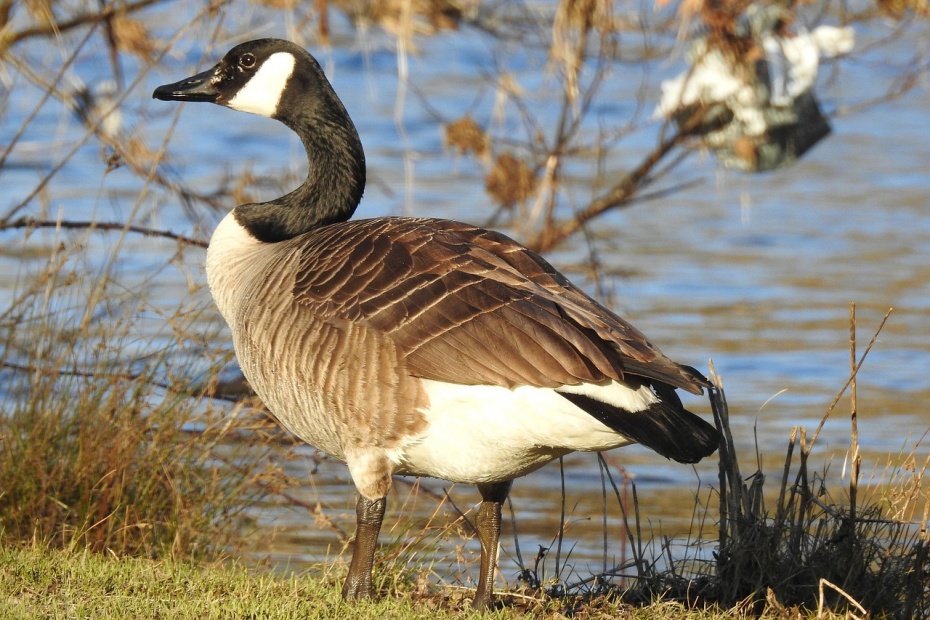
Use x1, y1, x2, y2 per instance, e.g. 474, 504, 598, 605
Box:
292, 217, 708, 394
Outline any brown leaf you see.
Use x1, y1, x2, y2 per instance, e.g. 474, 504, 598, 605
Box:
112, 15, 156, 60
485, 152, 537, 209
443, 115, 488, 158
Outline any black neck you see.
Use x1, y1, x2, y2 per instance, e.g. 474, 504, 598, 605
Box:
234, 96, 366, 243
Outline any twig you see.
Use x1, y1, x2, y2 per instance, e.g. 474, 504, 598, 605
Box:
526, 104, 712, 253
0, 22, 98, 171
599, 453, 646, 579
2, 0, 233, 223
808, 307, 893, 452
527, 126, 692, 252
0, 0, 165, 50
1, 360, 241, 404
849, 302, 860, 524
817, 578, 867, 619
0, 217, 207, 248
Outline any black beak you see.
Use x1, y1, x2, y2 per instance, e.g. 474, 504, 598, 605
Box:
153, 67, 219, 102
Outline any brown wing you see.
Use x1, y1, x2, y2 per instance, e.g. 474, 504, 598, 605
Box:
292, 217, 707, 394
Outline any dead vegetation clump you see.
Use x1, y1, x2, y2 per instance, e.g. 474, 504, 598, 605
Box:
443, 115, 489, 159
484, 152, 537, 210
708, 366, 929, 616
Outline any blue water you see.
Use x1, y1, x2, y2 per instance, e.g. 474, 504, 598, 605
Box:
2, 1, 928, 577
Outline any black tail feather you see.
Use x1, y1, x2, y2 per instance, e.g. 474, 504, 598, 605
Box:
558, 385, 719, 463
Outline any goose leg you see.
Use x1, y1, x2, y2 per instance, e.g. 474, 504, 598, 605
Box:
472, 480, 513, 610
341, 495, 386, 600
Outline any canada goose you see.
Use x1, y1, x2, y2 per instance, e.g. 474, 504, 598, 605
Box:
153, 38, 719, 609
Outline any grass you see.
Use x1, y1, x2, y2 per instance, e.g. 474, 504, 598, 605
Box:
0, 543, 370, 620
0, 542, 889, 619
0, 542, 668, 619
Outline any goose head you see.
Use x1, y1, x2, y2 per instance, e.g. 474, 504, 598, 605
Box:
153, 39, 366, 241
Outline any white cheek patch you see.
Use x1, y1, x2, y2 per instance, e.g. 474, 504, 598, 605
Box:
227, 52, 296, 118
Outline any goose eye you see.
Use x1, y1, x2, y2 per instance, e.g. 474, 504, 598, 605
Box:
239, 53, 256, 69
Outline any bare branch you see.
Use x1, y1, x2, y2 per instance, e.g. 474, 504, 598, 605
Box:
0, 0, 166, 52
527, 123, 694, 253
0, 217, 207, 248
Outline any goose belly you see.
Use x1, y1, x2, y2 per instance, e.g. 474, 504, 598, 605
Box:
395, 380, 640, 484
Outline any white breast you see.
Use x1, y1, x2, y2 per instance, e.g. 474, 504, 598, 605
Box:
205, 211, 265, 323
205, 212, 348, 459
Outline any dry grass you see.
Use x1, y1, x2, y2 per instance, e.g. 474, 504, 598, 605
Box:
0, 234, 290, 559
702, 311, 930, 617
